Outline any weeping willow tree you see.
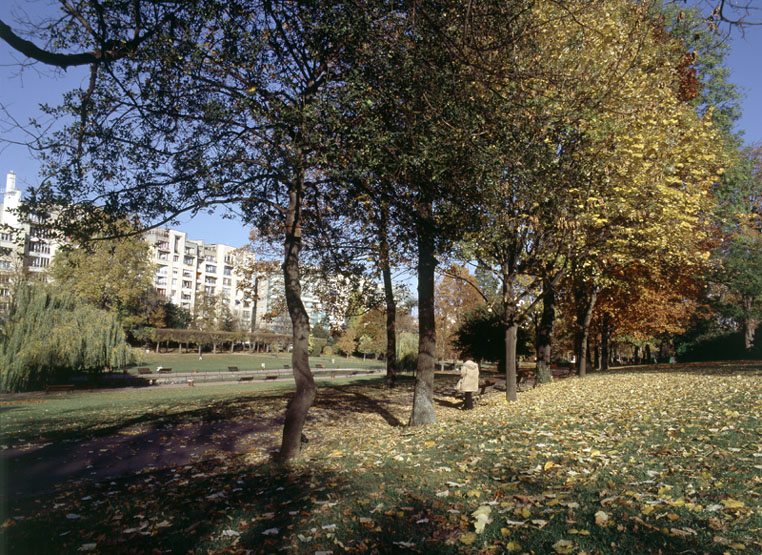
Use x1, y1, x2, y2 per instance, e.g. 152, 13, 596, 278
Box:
0, 285, 135, 392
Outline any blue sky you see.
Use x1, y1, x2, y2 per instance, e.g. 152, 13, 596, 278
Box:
1, 7, 761, 248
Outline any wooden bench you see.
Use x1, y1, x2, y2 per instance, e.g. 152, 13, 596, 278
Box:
157, 367, 172, 373
283, 363, 290, 369
45, 384, 75, 393
137, 367, 152, 375
265, 375, 279, 381
239, 376, 254, 382
228, 366, 239, 372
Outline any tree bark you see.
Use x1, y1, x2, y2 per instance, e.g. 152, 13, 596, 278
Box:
505, 323, 518, 401
535, 277, 555, 385
601, 312, 611, 371
743, 297, 756, 351
575, 287, 597, 379
378, 220, 398, 387
502, 264, 518, 402
278, 181, 316, 461
645, 343, 652, 364
409, 201, 437, 426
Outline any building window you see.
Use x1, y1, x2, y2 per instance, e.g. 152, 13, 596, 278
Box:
156, 241, 170, 250
182, 280, 192, 289
157, 265, 168, 275
173, 255, 179, 262
205, 286, 215, 295
157, 288, 167, 297
0, 261, 11, 270
223, 266, 232, 276
205, 264, 216, 273
29, 226, 53, 239
171, 278, 178, 286
223, 277, 232, 286
157, 251, 168, 260
184, 256, 195, 265
156, 276, 167, 286
222, 288, 231, 297
182, 293, 191, 301
30, 256, 49, 268
0, 232, 13, 241
205, 276, 216, 285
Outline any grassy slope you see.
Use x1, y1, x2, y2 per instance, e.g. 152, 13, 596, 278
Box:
2, 363, 761, 554
127, 351, 385, 373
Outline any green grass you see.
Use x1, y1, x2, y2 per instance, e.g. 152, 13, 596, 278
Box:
127, 351, 385, 373
2, 362, 762, 554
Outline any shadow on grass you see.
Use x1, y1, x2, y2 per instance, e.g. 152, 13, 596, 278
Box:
2, 457, 341, 555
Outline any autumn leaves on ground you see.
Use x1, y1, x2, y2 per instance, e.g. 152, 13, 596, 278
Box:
2, 363, 762, 554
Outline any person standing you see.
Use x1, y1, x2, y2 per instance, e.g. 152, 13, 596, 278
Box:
457, 355, 480, 410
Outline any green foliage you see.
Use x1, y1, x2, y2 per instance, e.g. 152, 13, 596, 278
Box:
0, 285, 134, 392
309, 336, 327, 356
50, 225, 156, 330
454, 306, 531, 364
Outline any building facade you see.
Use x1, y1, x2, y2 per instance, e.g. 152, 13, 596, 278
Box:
1, 171, 327, 330
0, 171, 62, 312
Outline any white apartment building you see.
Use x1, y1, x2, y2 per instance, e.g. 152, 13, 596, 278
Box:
144, 227, 259, 329
0, 171, 61, 311
1, 170, 328, 329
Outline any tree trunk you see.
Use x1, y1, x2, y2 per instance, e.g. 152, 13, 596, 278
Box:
743, 296, 756, 350
378, 210, 398, 387
634, 345, 640, 364
645, 343, 651, 364
278, 180, 316, 461
536, 278, 554, 385
502, 263, 518, 402
409, 201, 437, 426
575, 287, 597, 379
155, 341, 159, 353
505, 323, 518, 401
601, 312, 611, 371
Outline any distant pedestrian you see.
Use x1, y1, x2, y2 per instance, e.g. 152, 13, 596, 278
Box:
456, 355, 479, 410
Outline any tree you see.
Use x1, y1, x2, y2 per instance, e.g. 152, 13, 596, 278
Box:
435, 266, 485, 364
1, 1, 366, 460
49, 225, 156, 330
335, 328, 357, 358
0, 283, 134, 392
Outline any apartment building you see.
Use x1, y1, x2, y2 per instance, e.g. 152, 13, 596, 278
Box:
1, 170, 328, 330
0, 171, 61, 311
144, 227, 259, 329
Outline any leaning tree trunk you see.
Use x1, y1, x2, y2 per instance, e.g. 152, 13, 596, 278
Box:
378, 219, 398, 387
278, 181, 316, 461
536, 277, 555, 385
409, 202, 437, 426
575, 286, 597, 379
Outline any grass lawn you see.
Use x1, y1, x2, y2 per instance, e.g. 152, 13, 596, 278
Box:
2, 362, 761, 554
127, 351, 385, 373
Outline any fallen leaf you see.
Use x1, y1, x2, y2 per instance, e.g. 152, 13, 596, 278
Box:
553, 539, 574, 554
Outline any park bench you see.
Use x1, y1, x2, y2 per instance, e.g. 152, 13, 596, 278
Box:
137, 367, 152, 375
283, 363, 290, 369
265, 375, 279, 381
238, 376, 254, 382
228, 366, 239, 372
157, 367, 172, 373
316, 363, 325, 369
45, 384, 75, 393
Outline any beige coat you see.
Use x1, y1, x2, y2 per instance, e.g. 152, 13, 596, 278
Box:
456, 360, 480, 393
